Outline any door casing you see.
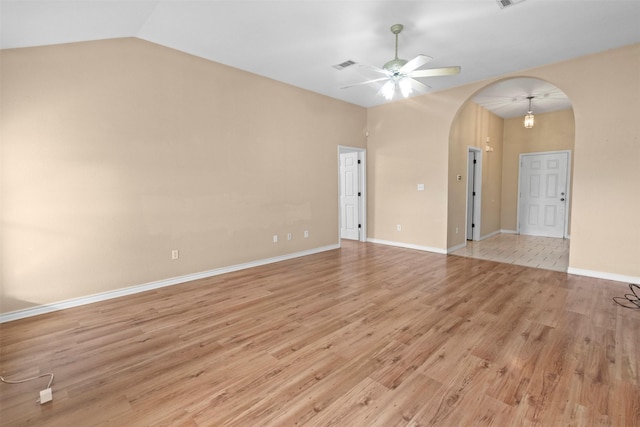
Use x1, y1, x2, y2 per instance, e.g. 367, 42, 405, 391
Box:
466, 147, 482, 241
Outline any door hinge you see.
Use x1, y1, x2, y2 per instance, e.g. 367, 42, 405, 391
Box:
473, 159, 477, 164
472, 191, 476, 196
358, 159, 361, 164
358, 224, 362, 229
358, 192, 361, 197
472, 223, 475, 228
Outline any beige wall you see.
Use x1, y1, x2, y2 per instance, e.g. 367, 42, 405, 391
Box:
0, 38, 366, 313
2, 40, 639, 315
480, 110, 505, 238
366, 94, 462, 249
447, 102, 504, 249
367, 43, 640, 279
501, 109, 575, 232
563, 46, 640, 277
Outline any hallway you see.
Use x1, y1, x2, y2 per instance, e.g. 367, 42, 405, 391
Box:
449, 233, 570, 272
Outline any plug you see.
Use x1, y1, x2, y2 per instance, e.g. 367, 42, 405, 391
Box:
39, 388, 53, 404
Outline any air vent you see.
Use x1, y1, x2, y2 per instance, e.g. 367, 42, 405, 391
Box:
333, 60, 356, 70
497, 0, 527, 9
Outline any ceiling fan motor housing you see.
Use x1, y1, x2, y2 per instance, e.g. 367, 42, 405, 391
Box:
383, 58, 408, 74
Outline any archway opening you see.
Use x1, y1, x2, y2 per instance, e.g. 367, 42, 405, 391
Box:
447, 77, 575, 272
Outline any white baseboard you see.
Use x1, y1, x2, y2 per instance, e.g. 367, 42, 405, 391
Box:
567, 267, 640, 285
447, 242, 467, 253
367, 238, 447, 254
479, 230, 501, 241
0, 244, 340, 324
499, 230, 571, 239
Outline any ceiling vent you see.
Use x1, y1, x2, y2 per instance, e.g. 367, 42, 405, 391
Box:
333, 60, 356, 70
497, 0, 527, 9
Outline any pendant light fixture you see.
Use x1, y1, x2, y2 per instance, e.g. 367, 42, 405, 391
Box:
524, 96, 535, 128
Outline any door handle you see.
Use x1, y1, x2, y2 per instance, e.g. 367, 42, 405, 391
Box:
560, 198, 565, 201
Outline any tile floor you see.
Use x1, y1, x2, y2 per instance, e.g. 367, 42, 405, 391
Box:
449, 233, 570, 272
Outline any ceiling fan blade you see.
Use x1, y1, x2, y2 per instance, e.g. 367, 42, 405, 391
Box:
355, 63, 391, 76
409, 78, 430, 93
341, 77, 389, 89
411, 66, 461, 78
400, 54, 432, 73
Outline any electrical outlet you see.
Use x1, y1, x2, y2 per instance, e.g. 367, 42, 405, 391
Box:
171, 249, 179, 260
397, 224, 402, 232
287, 233, 292, 241
273, 235, 278, 243
304, 230, 309, 238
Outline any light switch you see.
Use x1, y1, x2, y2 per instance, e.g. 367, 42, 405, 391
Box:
417, 184, 425, 191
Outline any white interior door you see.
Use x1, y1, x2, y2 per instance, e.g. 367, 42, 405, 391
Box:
518, 151, 569, 238
340, 152, 360, 240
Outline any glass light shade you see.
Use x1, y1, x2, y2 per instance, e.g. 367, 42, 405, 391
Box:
399, 78, 412, 98
524, 112, 534, 128
381, 80, 395, 100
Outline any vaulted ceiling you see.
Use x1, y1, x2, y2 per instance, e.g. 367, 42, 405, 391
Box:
2, 0, 639, 116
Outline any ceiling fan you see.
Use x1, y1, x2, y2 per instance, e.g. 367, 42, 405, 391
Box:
343, 24, 461, 100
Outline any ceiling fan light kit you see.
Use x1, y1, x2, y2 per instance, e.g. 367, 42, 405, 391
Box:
342, 23, 461, 101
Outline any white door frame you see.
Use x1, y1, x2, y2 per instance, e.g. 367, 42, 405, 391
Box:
466, 147, 482, 241
517, 150, 571, 238
338, 146, 366, 242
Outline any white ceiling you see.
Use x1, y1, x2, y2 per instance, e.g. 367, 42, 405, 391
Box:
472, 77, 572, 119
2, 0, 639, 115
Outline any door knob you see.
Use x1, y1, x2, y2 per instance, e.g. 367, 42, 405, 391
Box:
560, 198, 565, 201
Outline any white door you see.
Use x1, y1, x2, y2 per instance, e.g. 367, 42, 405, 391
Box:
518, 151, 569, 238
340, 152, 360, 240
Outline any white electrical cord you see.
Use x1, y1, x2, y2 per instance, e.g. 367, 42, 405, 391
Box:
0, 373, 55, 403
0, 373, 54, 388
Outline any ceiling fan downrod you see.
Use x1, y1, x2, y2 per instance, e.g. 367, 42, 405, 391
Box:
384, 24, 408, 73
391, 24, 403, 59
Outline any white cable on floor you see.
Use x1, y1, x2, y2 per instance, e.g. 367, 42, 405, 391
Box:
0, 373, 55, 403
0, 373, 54, 388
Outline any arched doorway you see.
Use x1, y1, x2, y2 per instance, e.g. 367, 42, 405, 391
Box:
447, 77, 575, 271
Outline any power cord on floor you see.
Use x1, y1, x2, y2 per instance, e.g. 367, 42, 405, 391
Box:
613, 283, 640, 309
0, 373, 55, 404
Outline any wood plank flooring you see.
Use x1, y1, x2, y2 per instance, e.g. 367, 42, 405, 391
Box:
1, 241, 639, 426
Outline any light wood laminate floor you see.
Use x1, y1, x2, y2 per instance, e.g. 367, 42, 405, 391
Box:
1, 241, 638, 426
